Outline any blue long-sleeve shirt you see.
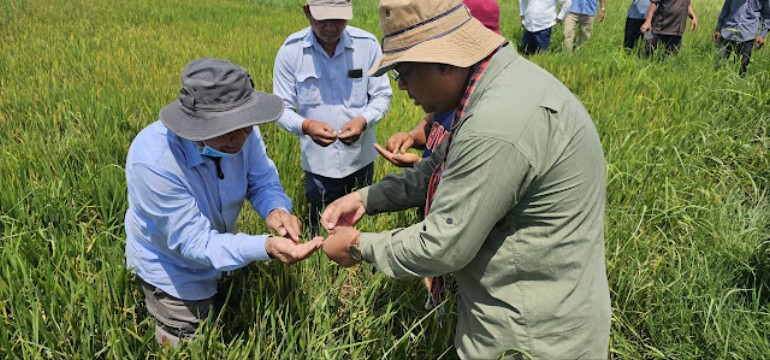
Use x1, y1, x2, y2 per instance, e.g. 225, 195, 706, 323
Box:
716, 0, 770, 42
273, 26, 392, 178
125, 121, 292, 300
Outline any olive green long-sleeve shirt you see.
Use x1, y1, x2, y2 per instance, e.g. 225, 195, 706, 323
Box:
357, 45, 611, 359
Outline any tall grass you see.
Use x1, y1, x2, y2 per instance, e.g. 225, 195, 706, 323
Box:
1, 0, 769, 358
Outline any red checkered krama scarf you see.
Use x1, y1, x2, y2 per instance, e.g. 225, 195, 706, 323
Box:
422, 45, 502, 311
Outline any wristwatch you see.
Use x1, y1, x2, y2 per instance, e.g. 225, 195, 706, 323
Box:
348, 234, 363, 261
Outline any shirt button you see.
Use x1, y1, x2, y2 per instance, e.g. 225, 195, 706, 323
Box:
446, 218, 453, 225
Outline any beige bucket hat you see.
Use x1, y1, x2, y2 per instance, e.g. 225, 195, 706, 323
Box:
369, 0, 506, 77
307, 0, 353, 21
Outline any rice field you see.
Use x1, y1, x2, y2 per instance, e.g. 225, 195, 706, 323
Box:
1, 0, 770, 358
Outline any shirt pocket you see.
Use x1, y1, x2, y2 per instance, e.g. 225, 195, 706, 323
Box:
344, 77, 368, 108
296, 72, 322, 108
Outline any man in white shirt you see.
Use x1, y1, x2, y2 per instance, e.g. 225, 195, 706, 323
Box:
520, 0, 572, 54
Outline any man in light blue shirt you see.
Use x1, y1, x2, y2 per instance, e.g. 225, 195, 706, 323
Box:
713, 0, 770, 76
624, 0, 652, 50
273, 0, 392, 234
125, 58, 323, 346
563, 0, 606, 51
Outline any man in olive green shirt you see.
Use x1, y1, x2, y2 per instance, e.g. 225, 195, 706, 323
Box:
322, 0, 611, 358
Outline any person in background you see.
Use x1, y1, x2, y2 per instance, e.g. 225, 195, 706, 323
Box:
624, 0, 652, 51
520, 0, 572, 54
640, 0, 699, 55
375, 0, 502, 171
562, 0, 606, 52
272, 0, 392, 235
713, 0, 769, 76
125, 58, 323, 347
321, 0, 611, 358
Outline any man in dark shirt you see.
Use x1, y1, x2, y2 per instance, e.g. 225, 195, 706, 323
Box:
640, 0, 699, 55
713, 0, 770, 76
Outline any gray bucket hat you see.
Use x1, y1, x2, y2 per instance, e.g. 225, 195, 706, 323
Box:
160, 58, 284, 141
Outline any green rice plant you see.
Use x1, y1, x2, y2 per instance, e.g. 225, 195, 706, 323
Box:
1, 0, 770, 358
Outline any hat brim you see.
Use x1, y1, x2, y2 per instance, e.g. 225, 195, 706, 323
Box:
369, 18, 505, 77
309, 5, 353, 21
160, 91, 284, 141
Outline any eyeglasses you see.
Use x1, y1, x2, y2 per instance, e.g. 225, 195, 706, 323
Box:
389, 63, 413, 83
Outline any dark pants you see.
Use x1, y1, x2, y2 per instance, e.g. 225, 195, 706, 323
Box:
646, 34, 682, 56
304, 162, 374, 235
717, 39, 754, 77
623, 17, 647, 50
522, 27, 553, 55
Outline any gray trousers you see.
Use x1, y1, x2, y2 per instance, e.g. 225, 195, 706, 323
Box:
136, 277, 214, 347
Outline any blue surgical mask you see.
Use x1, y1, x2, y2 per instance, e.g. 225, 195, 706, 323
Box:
201, 145, 236, 158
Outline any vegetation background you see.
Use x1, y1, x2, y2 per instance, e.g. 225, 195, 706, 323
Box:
2, 0, 770, 358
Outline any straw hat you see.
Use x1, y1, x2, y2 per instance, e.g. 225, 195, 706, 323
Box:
369, 0, 505, 76
160, 58, 283, 141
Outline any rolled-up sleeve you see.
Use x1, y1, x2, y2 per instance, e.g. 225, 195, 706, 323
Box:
359, 136, 533, 278
129, 165, 272, 270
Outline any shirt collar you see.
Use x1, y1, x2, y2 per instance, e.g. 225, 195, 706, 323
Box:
179, 135, 205, 168
304, 27, 353, 55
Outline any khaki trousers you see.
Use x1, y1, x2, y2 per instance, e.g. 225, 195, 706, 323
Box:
563, 13, 596, 52
136, 277, 214, 347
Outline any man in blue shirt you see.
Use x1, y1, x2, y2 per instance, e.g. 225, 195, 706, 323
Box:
713, 0, 770, 76
273, 0, 392, 234
624, 0, 652, 50
125, 58, 323, 346
563, 0, 606, 51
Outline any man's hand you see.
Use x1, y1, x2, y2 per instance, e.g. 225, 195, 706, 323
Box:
266, 236, 324, 264
598, 9, 605, 22
386, 132, 415, 154
265, 209, 301, 242
322, 226, 361, 267
337, 116, 367, 145
690, 17, 698, 31
303, 119, 337, 146
640, 21, 651, 34
374, 143, 421, 167
322, 191, 367, 232
713, 31, 721, 42
756, 36, 766, 49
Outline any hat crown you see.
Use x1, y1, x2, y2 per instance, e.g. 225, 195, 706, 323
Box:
379, 0, 471, 53
179, 58, 254, 112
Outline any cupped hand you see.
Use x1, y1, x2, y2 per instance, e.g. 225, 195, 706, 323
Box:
266, 236, 324, 264
374, 143, 421, 167
322, 226, 361, 267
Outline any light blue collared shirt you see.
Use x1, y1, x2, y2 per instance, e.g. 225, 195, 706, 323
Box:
627, 0, 652, 19
125, 121, 292, 300
569, 0, 600, 16
716, 0, 770, 42
273, 26, 392, 178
